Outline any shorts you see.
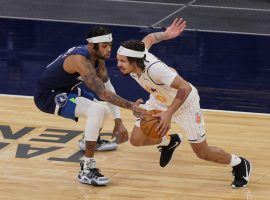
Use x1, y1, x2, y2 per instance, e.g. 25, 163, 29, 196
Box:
34, 86, 96, 121
135, 85, 206, 143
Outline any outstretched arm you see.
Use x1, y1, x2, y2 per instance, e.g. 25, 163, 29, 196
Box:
72, 56, 144, 117
142, 18, 186, 50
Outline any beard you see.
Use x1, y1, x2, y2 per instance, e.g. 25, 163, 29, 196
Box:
121, 73, 129, 77
97, 55, 106, 60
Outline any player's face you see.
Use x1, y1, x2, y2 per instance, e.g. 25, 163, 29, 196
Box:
96, 42, 112, 59
117, 54, 134, 75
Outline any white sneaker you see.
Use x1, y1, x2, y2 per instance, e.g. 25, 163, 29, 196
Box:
78, 133, 118, 151
77, 163, 109, 186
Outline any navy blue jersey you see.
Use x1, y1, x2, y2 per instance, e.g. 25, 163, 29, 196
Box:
34, 45, 96, 115
37, 45, 90, 91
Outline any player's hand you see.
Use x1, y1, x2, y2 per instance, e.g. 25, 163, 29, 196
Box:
153, 110, 172, 137
112, 119, 129, 144
132, 98, 146, 118
165, 18, 186, 40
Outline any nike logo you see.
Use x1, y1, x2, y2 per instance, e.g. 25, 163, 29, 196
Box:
243, 160, 250, 181
168, 141, 179, 150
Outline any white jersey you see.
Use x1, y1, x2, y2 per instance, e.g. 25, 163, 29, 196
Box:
130, 51, 180, 106
131, 51, 205, 143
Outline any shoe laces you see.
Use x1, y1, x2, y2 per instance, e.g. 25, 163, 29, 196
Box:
231, 166, 242, 179
97, 139, 110, 145
157, 146, 165, 152
86, 168, 104, 177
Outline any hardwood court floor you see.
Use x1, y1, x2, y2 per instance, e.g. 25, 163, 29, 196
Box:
0, 95, 269, 200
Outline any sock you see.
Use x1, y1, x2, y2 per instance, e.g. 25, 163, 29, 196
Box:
158, 135, 171, 146
84, 157, 96, 169
230, 154, 241, 167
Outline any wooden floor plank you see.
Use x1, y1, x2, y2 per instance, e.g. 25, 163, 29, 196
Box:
0, 96, 269, 200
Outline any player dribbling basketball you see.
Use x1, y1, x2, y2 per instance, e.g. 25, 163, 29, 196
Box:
116, 18, 252, 188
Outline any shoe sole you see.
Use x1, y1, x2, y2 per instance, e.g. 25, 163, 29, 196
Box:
78, 141, 118, 151
231, 161, 252, 189
77, 177, 109, 186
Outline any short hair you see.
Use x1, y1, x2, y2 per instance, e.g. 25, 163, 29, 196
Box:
87, 26, 112, 50
120, 40, 146, 71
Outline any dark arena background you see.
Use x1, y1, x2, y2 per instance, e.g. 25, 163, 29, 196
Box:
1, 0, 270, 113
0, 1, 270, 200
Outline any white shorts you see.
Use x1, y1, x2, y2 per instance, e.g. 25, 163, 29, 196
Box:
135, 85, 206, 143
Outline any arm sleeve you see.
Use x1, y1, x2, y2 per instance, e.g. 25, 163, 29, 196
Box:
104, 79, 121, 119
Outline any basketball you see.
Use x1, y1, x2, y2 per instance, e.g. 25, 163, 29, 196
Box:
140, 109, 163, 139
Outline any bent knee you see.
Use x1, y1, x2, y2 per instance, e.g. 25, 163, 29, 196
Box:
129, 135, 143, 147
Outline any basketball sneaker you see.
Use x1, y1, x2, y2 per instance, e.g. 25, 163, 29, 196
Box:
231, 157, 252, 188
78, 133, 118, 151
78, 162, 109, 186
158, 134, 182, 167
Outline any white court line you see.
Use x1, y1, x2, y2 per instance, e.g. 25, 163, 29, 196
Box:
103, 0, 183, 6
3, 14, 268, 37
0, 93, 269, 117
176, 28, 270, 37
191, 4, 270, 12
151, 6, 187, 27
0, 16, 149, 28
1, 11, 270, 37
151, 0, 197, 27
0, 94, 33, 99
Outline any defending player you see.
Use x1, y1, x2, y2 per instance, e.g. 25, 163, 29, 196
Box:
116, 18, 251, 188
34, 26, 144, 186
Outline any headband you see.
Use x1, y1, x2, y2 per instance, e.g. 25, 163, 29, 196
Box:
86, 33, 112, 43
117, 46, 145, 58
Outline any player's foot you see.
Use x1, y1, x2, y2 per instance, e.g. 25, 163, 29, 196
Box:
78, 133, 118, 151
231, 157, 252, 188
78, 163, 109, 186
158, 134, 182, 167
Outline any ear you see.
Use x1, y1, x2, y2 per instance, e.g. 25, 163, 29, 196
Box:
88, 43, 94, 48
131, 61, 138, 68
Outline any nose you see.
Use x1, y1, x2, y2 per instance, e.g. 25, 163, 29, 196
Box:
107, 46, 112, 52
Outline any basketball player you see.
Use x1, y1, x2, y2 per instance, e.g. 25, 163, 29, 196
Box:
116, 18, 251, 188
34, 26, 144, 186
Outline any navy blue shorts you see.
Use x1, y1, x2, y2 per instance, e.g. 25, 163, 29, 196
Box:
34, 86, 96, 121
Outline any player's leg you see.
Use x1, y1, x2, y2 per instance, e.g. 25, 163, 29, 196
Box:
77, 88, 118, 151
129, 125, 162, 146
56, 92, 110, 185
74, 96, 110, 186
177, 88, 251, 188
130, 98, 182, 167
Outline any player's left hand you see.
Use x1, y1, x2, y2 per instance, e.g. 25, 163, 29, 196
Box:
112, 119, 129, 144
165, 17, 186, 40
153, 110, 172, 137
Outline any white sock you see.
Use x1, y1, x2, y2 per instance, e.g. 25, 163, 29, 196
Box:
84, 157, 96, 169
230, 154, 241, 167
158, 135, 171, 146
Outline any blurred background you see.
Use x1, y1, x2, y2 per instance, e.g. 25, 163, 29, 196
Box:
0, 0, 269, 113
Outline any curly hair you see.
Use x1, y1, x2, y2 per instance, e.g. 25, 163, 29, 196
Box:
87, 26, 112, 50
120, 40, 147, 71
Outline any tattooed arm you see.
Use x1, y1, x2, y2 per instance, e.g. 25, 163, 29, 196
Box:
97, 60, 123, 120
70, 56, 144, 117
142, 18, 186, 50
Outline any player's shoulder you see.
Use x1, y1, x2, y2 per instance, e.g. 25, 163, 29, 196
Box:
145, 53, 167, 73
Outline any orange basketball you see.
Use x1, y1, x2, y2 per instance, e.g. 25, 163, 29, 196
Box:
140, 109, 163, 139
